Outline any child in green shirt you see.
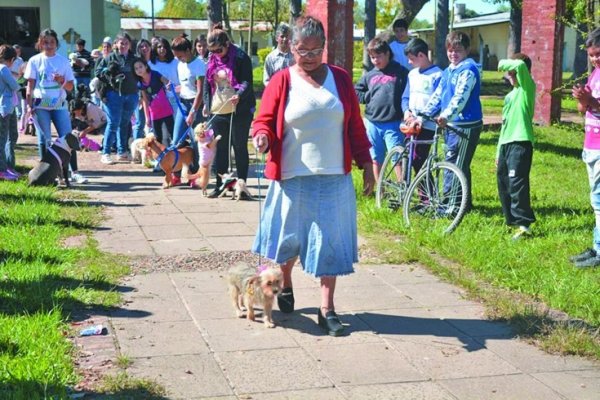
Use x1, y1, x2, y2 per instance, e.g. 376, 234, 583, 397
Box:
496, 53, 536, 240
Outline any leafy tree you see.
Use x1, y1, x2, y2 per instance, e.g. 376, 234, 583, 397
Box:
111, 0, 147, 17
157, 0, 207, 18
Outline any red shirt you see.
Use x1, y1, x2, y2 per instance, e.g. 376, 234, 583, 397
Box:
252, 65, 372, 181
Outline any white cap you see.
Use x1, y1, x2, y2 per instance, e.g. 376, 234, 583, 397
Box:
103, 36, 112, 44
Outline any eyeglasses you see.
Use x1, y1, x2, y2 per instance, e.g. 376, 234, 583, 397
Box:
294, 47, 324, 58
209, 47, 225, 54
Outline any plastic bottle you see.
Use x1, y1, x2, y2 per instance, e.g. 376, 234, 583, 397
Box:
79, 324, 105, 336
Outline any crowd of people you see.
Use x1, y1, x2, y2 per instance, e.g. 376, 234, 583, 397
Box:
0, 15, 598, 334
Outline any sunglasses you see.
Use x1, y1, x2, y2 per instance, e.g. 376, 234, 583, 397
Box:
209, 46, 225, 55
294, 47, 324, 58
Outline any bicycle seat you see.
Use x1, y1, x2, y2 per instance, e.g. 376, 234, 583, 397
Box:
400, 123, 422, 136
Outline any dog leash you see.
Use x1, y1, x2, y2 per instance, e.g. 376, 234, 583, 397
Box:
256, 151, 266, 268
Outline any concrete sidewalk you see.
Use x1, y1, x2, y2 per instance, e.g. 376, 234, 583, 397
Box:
60, 141, 599, 399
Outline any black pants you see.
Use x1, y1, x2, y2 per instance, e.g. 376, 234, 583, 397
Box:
497, 141, 535, 227
444, 125, 481, 210
153, 116, 175, 147
213, 111, 252, 187
412, 128, 434, 174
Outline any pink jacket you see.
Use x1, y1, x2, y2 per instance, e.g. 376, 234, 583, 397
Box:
251, 65, 372, 181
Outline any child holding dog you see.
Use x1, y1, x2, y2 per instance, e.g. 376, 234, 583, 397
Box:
25, 29, 88, 184
0, 45, 20, 180
252, 16, 374, 336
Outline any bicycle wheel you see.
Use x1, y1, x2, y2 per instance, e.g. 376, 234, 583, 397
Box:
403, 161, 469, 234
376, 146, 409, 211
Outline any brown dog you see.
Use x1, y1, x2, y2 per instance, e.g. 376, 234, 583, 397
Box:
143, 135, 194, 188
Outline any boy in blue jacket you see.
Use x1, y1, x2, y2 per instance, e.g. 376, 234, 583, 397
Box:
422, 31, 483, 211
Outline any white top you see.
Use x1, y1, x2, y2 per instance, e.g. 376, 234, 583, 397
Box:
389, 41, 412, 70
24, 53, 74, 110
177, 57, 206, 100
406, 65, 442, 131
10, 57, 25, 79
282, 66, 344, 180
149, 59, 180, 85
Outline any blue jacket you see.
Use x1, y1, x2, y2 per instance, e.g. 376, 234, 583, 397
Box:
0, 64, 19, 117
424, 58, 482, 124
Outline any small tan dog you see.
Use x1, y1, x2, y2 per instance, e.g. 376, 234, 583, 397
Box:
130, 137, 148, 165
227, 262, 282, 328
187, 123, 221, 196
143, 135, 194, 188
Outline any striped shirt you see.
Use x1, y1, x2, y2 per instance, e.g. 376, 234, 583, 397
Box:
263, 48, 293, 86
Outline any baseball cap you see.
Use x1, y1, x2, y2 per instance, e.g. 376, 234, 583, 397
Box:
103, 36, 112, 45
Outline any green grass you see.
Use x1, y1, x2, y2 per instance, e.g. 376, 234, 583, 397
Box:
355, 122, 600, 358
0, 181, 129, 399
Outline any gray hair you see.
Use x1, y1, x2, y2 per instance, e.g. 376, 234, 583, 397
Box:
291, 16, 326, 46
276, 23, 290, 37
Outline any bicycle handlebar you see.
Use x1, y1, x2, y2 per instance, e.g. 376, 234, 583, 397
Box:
416, 113, 480, 138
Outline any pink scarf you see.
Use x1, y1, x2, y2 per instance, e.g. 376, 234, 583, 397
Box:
206, 45, 242, 95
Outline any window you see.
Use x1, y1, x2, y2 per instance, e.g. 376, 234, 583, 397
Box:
0, 7, 41, 60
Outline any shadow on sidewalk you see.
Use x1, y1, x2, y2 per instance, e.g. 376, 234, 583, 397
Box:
280, 307, 514, 353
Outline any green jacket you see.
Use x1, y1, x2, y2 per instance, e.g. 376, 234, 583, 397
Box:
497, 59, 536, 158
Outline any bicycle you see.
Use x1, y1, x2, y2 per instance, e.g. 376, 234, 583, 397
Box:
375, 115, 471, 234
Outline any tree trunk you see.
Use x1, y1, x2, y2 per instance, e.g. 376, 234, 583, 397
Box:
363, 0, 376, 73
207, 0, 222, 32
290, 0, 301, 24
392, 0, 431, 27
507, 0, 522, 57
248, 0, 255, 55
435, 0, 449, 68
572, 22, 588, 79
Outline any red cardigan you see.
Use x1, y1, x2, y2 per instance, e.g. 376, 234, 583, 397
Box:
251, 65, 372, 181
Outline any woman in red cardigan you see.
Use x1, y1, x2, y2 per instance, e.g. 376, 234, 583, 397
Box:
252, 16, 374, 336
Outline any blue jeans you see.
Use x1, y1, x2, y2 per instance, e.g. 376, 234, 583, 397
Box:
5, 112, 17, 169
365, 119, 404, 165
34, 107, 78, 170
102, 91, 139, 155
0, 113, 16, 171
34, 107, 71, 154
583, 149, 600, 252
173, 97, 203, 174
132, 103, 146, 140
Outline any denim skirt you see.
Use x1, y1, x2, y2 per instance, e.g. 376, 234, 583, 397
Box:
252, 174, 357, 277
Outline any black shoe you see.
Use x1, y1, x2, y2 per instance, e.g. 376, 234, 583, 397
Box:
207, 188, 223, 198
574, 255, 600, 269
239, 191, 251, 201
570, 248, 597, 263
277, 287, 294, 313
318, 309, 345, 336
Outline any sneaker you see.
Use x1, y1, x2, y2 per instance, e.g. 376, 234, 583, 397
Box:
170, 174, 181, 186
574, 255, 600, 269
0, 171, 17, 181
569, 248, 597, 263
71, 173, 88, 184
6, 168, 21, 178
100, 154, 114, 165
512, 226, 532, 240
117, 153, 131, 162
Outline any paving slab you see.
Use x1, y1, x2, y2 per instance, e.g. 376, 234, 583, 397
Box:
128, 354, 233, 399
532, 370, 600, 400
215, 348, 332, 394
113, 320, 209, 357
304, 342, 425, 386
439, 374, 565, 400
339, 382, 456, 400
